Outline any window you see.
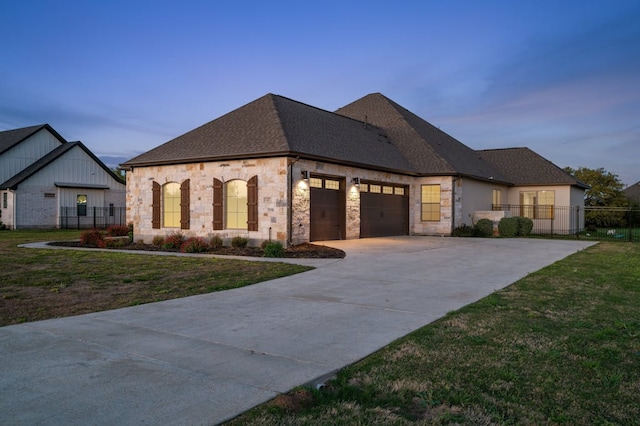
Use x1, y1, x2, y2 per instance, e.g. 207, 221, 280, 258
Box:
325, 179, 340, 190
2, 192, 6, 209
212, 176, 258, 231
77, 194, 87, 216
109, 203, 114, 217
383, 186, 393, 194
394, 187, 405, 196
369, 184, 381, 193
309, 177, 323, 188
360, 183, 369, 192
163, 183, 181, 227
226, 180, 248, 229
492, 189, 502, 210
421, 184, 441, 221
520, 190, 554, 219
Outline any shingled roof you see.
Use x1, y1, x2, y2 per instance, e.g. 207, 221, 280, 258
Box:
478, 148, 589, 189
335, 93, 510, 182
623, 181, 640, 203
121, 94, 416, 174
0, 124, 66, 155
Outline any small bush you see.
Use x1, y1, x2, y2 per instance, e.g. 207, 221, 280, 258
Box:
231, 236, 249, 248
163, 232, 185, 250
106, 225, 130, 237
474, 219, 494, 237
152, 235, 165, 246
180, 237, 210, 253
80, 229, 106, 248
498, 217, 519, 237
210, 235, 223, 249
517, 216, 534, 236
262, 241, 285, 258
452, 224, 475, 237
105, 238, 127, 248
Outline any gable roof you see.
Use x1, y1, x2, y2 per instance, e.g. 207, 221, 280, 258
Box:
1, 141, 125, 190
121, 94, 416, 173
334, 93, 510, 182
0, 124, 66, 155
478, 147, 589, 189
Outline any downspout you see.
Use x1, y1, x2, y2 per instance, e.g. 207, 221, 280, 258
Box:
451, 176, 462, 235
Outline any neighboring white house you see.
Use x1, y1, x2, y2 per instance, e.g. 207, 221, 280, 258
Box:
0, 124, 126, 229
120, 93, 588, 246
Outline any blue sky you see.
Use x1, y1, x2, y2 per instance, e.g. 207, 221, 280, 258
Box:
2, 0, 639, 185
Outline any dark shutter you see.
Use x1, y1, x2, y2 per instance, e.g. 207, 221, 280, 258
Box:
152, 181, 161, 229
212, 178, 223, 230
180, 179, 190, 230
247, 175, 258, 231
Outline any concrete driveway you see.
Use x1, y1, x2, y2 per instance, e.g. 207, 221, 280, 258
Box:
0, 236, 594, 425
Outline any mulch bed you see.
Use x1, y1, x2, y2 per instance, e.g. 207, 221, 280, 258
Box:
48, 241, 345, 259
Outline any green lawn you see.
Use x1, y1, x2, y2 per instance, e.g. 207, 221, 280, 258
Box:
229, 242, 640, 425
0, 229, 311, 326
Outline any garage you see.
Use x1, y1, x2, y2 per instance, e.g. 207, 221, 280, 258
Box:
360, 182, 409, 238
309, 176, 345, 241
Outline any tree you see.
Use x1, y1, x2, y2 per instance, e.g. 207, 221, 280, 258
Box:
564, 166, 629, 228
112, 168, 126, 183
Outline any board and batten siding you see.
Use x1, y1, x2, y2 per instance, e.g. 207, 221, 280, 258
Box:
0, 129, 63, 183
20, 145, 123, 190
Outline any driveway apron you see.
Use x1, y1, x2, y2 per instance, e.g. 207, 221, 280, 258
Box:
0, 237, 594, 425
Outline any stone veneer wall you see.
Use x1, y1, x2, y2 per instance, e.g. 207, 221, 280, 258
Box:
127, 157, 458, 246
126, 158, 290, 245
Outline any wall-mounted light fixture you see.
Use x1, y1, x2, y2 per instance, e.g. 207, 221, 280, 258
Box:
301, 170, 310, 181
352, 177, 360, 187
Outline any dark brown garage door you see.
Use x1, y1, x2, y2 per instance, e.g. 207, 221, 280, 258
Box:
310, 176, 345, 241
360, 182, 409, 238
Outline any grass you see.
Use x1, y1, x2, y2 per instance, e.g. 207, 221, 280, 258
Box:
228, 242, 640, 425
0, 229, 312, 326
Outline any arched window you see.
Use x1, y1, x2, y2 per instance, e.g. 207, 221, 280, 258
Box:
226, 180, 247, 229
163, 182, 181, 227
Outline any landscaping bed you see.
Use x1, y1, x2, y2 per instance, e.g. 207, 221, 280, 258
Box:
48, 240, 346, 259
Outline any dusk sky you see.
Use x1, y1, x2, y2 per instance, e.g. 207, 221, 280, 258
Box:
2, 1, 639, 185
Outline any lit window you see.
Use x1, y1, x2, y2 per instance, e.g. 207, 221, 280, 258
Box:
325, 179, 340, 190
360, 183, 368, 192
163, 183, 180, 227
309, 177, 323, 188
77, 194, 87, 216
421, 185, 440, 221
226, 180, 248, 229
520, 190, 554, 219
369, 184, 381, 193
394, 187, 405, 196
383, 186, 393, 194
492, 189, 501, 210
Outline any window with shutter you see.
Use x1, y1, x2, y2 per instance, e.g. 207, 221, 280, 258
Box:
180, 179, 190, 230
247, 175, 258, 231
212, 178, 223, 230
152, 181, 161, 229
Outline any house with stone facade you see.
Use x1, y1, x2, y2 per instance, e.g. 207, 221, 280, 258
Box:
0, 124, 126, 229
120, 93, 587, 246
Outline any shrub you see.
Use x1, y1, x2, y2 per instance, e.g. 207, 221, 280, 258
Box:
517, 216, 534, 236
105, 238, 127, 248
452, 224, 475, 237
498, 217, 519, 237
262, 241, 285, 258
162, 232, 185, 250
180, 237, 210, 253
231, 236, 249, 248
474, 218, 494, 237
152, 236, 165, 246
80, 229, 106, 248
106, 225, 130, 237
210, 235, 223, 249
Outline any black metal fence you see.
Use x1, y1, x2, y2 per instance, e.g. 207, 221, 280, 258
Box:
60, 206, 126, 229
493, 205, 640, 242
